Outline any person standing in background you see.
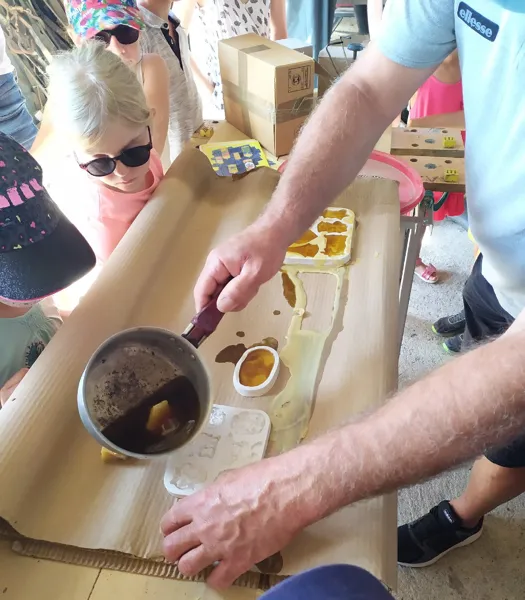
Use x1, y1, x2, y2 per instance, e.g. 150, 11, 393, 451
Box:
176, 0, 287, 118
0, 25, 37, 149
408, 49, 465, 286
65, 0, 170, 165
136, 0, 203, 159
33, 0, 172, 170
368, 1, 465, 286
45, 42, 164, 264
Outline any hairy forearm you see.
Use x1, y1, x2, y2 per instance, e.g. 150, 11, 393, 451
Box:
286, 331, 525, 528
257, 50, 413, 245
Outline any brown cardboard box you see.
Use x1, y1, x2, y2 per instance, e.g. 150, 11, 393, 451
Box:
219, 33, 315, 156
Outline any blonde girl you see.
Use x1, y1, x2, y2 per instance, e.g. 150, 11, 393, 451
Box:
32, 0, 170, 170
46, 42, 164, 263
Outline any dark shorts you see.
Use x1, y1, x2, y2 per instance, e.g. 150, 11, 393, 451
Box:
462, 255, 525, 468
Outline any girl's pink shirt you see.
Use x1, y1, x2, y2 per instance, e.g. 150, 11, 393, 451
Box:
410, 74, 463, 120
410, 75, 465, 220
84, 150, 164, 262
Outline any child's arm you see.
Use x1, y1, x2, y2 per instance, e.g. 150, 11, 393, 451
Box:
0, 368, 29, 407
190, 55, 215, 96
175, 0, 197, 30
175, 0, 215, 99
408, 110, 465, 129
269, 0, 287, 41
29, 107, 55, 161
142, 54, 170, 158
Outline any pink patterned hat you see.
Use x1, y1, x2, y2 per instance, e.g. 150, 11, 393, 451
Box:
0, 133, 95, 302
66, 0, 145, 40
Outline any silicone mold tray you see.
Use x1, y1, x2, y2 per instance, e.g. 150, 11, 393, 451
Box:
164, 405, 271, 497
284, 207, 356, 267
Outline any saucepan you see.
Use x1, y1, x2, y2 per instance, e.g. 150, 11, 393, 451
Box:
77, 285, 229, 459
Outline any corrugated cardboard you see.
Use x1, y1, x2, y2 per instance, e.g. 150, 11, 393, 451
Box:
0, 130, 399, 590
219, 34, 315, 156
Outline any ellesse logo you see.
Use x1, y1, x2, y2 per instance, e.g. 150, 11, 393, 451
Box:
457, 2, 499, 41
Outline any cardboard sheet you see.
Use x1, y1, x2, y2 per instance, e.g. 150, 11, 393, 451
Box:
0, 148, 400, 589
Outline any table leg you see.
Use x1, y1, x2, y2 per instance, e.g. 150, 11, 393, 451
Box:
398, 203, 432, 352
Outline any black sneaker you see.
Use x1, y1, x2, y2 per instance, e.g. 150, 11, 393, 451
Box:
432, 310, 465, 337
443, 333, 464, 354
398, 500, 483, 567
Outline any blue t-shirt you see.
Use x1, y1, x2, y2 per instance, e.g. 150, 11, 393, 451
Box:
377, 0, 525, 317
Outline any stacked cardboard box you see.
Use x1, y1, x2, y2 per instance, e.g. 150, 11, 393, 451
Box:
219, 34, 315, 156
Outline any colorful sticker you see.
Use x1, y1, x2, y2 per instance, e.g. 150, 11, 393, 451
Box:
201, 140, 270, 177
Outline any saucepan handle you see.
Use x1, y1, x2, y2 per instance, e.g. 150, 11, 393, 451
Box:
182, 276, 233, 348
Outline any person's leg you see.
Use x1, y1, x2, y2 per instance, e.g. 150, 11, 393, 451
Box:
415, 257, 439, 284
261, 564, 394, 600
432, 309, 465, 336
461, 253, 514, 346
0, 72, 37, 150
398, 434, 525, 567
354, 5, 370, 35
451, 458, 525, 528
399, 256, 521, 566
442, 254, 514, 353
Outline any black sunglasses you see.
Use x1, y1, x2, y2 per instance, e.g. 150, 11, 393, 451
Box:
77, 127, 152, 177
94, 24, 140, 46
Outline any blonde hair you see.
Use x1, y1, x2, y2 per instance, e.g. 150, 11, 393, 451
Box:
46, 41, 150, 149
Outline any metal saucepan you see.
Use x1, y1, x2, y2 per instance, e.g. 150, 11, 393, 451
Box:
77, 286, 229, 459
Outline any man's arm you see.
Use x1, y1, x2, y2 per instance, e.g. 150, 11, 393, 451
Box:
256, 44, 434, 244
161, 323, 525, 588
194, 44, 435, 312
194, 0, 455, 314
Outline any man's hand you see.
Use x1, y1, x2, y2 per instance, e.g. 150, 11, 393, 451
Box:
194, 222, 289, 313
161, 455, 311, 588
0, 368, 29, 407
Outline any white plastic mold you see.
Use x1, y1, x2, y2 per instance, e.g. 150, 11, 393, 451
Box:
164, 405, 271, 497
233, 346, 280, 398
284, 206, 355, 267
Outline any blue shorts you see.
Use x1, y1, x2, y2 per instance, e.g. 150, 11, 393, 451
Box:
261, 565, 393, 600
0, 71, 37, 150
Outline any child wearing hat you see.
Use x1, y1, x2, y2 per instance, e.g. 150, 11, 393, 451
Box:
33, 0, 171, 170
45, 42, 163, 264
0, 133, 96, 404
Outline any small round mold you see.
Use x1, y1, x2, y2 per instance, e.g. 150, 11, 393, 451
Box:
233, 346, 280, 398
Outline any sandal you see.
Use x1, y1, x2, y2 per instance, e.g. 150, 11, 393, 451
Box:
415, 259, 439, 284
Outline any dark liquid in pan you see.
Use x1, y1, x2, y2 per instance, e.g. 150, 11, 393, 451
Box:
101, 376, 200, 455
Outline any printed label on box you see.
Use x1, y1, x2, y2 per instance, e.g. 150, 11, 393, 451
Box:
288, 66, 311, 93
